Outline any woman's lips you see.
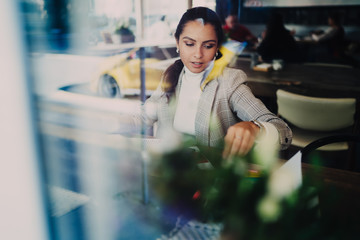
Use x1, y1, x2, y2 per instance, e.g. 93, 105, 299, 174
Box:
191, 61, 203, 68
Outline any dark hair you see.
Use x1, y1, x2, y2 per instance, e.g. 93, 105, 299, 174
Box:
162, 7, 224, 97
266, 13, 286, 35
174, 7, 224, 49
329, 12, 341, 26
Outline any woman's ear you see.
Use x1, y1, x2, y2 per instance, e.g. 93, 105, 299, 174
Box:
215, 48, 223, 60
176, 41, 180, 54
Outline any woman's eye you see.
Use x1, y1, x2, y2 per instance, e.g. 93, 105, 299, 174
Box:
185, 42, 194, 47
204, 44, 215, 49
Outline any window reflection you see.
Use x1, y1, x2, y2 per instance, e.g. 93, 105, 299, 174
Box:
20, 0, 204, 239
13, 1, 360, 239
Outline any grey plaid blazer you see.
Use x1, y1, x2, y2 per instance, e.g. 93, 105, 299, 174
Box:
133, 67, 292, 149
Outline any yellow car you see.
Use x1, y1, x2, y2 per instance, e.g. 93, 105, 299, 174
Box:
91, 50, 164, 98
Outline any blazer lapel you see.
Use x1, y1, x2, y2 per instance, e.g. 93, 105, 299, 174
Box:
195, 79, 218, 145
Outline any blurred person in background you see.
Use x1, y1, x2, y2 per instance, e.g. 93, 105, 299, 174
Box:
256, 13, 298, 63
223, 14, 258, 47
128, 7, 292, 158
311, 13, 345, 58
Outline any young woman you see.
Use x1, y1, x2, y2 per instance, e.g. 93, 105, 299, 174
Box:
132, 7, 292, 158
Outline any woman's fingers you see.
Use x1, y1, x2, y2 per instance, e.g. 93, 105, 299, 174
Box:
229, 129, 254, 156
229, 128, 245, 156
223, 122, 260, 159
222, 129, 235, 159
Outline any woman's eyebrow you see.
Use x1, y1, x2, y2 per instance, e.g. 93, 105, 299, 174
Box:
203, 40, 217, 44
182, 36, 196, 41
182, 36, 217, 44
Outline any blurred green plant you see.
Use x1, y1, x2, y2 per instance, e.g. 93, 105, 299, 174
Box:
148, 134, 357, 240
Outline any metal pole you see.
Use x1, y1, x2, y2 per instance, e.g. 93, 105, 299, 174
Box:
135, 0, 149, 205
135, 0, 146, 103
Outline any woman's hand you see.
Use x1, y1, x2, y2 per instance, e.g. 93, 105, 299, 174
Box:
222, 121, 261, 159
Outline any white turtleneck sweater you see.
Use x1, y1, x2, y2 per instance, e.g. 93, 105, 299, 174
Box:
173, 65, 209, 135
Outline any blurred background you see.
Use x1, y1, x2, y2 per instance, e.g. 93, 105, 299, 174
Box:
1, 1, 359, 240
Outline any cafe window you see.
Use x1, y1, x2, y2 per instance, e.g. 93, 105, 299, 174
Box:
4, 1, 360, 239
15, 0, 192, 239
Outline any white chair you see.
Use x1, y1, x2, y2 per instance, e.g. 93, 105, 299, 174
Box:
276, 89, 357, 151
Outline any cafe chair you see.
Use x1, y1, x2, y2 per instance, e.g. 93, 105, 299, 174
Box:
301, 134, 360, 171
276, 89, 357, 151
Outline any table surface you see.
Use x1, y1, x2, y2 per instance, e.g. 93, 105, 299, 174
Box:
301, 162, 360, 190
231, 57, 360, 98
301, 162, 360, 222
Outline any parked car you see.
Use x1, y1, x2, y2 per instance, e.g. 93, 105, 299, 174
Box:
91, 49, 165, 98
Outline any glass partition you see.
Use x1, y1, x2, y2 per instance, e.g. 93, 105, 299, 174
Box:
7, 1, 360, 239
20, 0, 189, 239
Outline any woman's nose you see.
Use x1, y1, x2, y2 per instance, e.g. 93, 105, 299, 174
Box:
194, 46, 203, 59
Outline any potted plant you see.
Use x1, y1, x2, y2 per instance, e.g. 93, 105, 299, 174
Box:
114, 20, 135, 43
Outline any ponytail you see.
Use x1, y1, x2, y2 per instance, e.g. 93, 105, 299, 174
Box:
162, 59, 184, 99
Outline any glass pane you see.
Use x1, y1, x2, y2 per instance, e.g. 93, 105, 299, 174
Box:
193, 0, 216, 10
21, 0, 187, 239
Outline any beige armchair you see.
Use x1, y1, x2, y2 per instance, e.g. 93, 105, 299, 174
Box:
276, 89, 357, 151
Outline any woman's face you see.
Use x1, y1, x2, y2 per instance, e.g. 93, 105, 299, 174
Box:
176, 20, 218, 73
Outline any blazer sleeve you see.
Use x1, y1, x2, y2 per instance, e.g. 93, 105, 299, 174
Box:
129, 84, 164, 136
224, 68, 292, 149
